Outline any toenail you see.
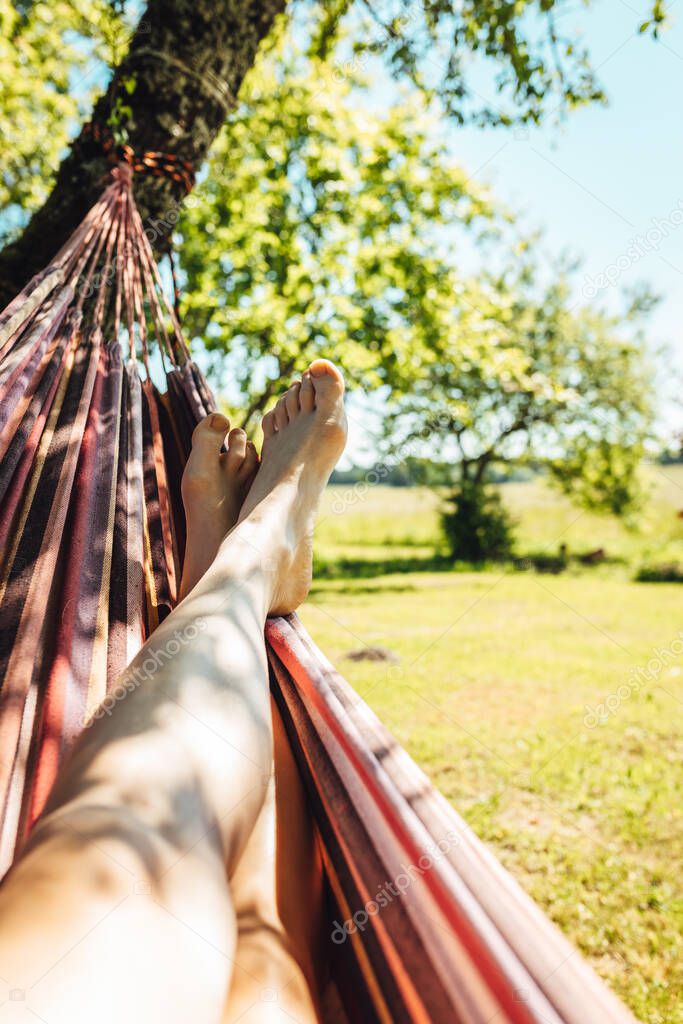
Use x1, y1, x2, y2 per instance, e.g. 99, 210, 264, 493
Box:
209, 413, 229, 431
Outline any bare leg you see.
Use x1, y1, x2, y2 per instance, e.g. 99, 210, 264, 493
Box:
177, 369, 336, 1023
220, 698, 326, 1024
177, 397, 327, 1023
0, 360, 346, 1024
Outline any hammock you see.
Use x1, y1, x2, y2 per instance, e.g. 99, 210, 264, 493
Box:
0, 161, 637, 1024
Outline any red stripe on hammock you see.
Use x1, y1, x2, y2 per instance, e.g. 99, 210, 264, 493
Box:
0, 339, 101, 870
0, 289, 73, 435
27, 344, 123, 826
268, 617, 566, 1024
0, 329, 74, 549
142, 381, 178, 604
269, 650, 438, 1024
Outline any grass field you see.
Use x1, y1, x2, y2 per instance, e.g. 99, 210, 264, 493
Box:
300, 466, 683, 1023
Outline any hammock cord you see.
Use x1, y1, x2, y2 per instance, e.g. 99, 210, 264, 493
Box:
0, 159, 639, 1024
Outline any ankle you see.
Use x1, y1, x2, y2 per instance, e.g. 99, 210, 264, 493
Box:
197, 521, 287, 617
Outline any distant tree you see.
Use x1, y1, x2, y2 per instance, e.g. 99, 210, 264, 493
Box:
658, 433, 683, 465
384, 251, 655, 556
441, 481, 515, 561
331, 456, 457, 487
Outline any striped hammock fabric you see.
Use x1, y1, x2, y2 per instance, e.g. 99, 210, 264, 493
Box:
0, 165, 638, 1023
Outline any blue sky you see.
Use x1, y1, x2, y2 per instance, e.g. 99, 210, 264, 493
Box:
447, 1, 682, 435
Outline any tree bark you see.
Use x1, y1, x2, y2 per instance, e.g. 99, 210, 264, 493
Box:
0, 0, 286, 308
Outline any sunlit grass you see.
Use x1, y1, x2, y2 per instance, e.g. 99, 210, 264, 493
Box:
302, 466, 683, 1023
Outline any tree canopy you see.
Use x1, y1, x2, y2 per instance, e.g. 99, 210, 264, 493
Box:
177, 39, 495, 423
308, 0, 666, 127
173, 34, 654, 516
0, 0, 131, 243
0, 0, 666, 287
0, 0, 660, 516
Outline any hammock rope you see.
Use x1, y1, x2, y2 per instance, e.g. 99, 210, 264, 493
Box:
0, 164, 638, 1024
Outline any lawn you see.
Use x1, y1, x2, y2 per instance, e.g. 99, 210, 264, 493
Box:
299, 467, 683, 1024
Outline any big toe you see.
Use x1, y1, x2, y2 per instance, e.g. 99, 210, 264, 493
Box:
185, 413, 230, 478
308, 359, 344, 389
307, 360, 344, 412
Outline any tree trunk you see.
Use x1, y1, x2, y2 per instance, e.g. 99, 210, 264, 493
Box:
0, 0, 285, 308
473, 453, 493, 485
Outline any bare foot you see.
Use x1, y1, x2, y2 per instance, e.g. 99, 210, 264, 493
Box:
179, 413, 259, 599
238, 359, 347, 614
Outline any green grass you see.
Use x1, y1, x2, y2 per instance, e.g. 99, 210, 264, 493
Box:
300, 467, 683, 1023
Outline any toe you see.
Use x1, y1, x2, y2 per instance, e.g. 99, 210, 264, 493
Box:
300, 371, 315, 413
308, 359, 344, 389
183, 413, 230, 498
191, 412, 230, 451
307, 360, 344, 411
240, 441, 259, 480
225, 427, 247, 469
186, 414, 230, 480
273, 396, 289, 431
262, 410, 277, 439
284, 381, 301, 420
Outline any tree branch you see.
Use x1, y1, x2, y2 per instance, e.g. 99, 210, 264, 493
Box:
469, 402, 542, 483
